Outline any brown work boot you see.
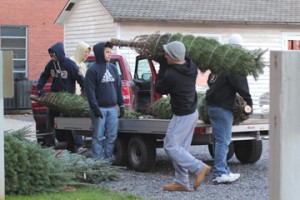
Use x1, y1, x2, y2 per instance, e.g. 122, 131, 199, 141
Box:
163, 182, 189, 192
193, 164, 211, 190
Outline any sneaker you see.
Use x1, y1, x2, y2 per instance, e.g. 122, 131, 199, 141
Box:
212, 173, 240, 184
77, 147, 88, 155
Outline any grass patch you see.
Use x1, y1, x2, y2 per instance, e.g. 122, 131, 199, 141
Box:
6, 186, 142, 200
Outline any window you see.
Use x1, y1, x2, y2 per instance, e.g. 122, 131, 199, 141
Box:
0, 26, 27, 80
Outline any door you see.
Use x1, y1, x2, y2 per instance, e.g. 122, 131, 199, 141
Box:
134, 56, 161, 114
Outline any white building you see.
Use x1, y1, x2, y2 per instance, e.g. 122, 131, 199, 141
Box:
55, 0, 300, 114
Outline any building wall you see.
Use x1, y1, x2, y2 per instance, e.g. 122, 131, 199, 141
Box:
63, 0, 118, 57
59, 2, 300, 114
0, 0, 68, 81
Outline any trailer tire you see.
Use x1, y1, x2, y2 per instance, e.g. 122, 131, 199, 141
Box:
113, 136, 129, 166
234, 140, 262, 164
128, 136, 156, 172
208, 143, 235, 161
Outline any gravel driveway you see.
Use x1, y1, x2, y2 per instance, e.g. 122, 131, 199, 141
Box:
3, 114, 269, 200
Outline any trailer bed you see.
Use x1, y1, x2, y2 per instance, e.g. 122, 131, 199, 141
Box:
54, 117, 269, 135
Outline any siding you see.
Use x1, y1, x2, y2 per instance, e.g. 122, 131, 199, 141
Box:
61, 3, 300, 115
63, 0, 118, 56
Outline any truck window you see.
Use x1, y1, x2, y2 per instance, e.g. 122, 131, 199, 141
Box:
135, 59, 151, 80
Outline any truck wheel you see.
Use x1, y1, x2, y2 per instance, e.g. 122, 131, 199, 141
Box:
128, 136, 156, 172
36, 124, 46, 146
113, 136, 129, 166
234, 140, 262, 163
208, 143, 235, 161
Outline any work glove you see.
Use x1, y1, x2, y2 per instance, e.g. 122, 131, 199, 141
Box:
37, 89, 45, 97
119, 107, 125, 118
93, 108, 103, 118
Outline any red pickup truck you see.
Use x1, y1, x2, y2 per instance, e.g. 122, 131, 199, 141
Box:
31, 55, 161, 144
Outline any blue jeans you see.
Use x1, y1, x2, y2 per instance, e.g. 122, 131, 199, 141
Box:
207, 105, 233, 178
90, 106, 118, 161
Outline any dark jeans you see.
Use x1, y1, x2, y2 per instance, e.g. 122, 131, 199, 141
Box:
45, 108, 76, 153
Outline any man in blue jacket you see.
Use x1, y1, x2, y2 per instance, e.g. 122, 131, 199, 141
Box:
85, 41, 125, 164
37, 42, 85, 152
155, 41, 211, 192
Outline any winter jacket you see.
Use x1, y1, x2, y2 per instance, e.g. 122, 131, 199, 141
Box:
37, 42, 85, 94
85, 42, 124, 111
205, 73, 253, 111
70, 41, 91, 95
155, 58, 198, 116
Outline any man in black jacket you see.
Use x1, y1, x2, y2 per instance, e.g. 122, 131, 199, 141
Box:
85, 41, 125, 164
37, 42, 85, 152
206, 34, 253, 184
155, 41, 211, 192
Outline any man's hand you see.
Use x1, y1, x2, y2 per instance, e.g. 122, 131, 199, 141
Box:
37, 89, 45, 97
93, 108, 103, 118
119, 107, 125, 118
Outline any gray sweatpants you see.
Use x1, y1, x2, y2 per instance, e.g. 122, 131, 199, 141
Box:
164, 109, 206, 188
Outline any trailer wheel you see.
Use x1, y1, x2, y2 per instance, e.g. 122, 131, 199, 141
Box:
113, 136, 129, 166
208, 143, 235, 161
128, 136, 156, 172
234, 140, 262, 163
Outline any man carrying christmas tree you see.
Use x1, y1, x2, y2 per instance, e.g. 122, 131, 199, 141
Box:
36, 42, 85, 152
205, 34, 253, 184
85, 41, 125, 164
155, 41, 211, 192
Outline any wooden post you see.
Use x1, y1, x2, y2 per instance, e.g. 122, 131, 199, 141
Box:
269, 50, 300, 200
0, 52, 5, 199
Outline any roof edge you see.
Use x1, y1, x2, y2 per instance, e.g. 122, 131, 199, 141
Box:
55, 0, 80, 25
113, 18, 300, 26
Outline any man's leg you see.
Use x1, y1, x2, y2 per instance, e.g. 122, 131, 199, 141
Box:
104, 107, 118, 162
91, 108, 106, 159
207, 106, 233, 178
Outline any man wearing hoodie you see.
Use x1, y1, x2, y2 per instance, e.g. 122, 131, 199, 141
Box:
70, 41, 91, 151
85, 41, 125, 163
37, 42, 85, 152
155, 41, 211, 192
205, 34, 253, 184
70, 41, 91, 95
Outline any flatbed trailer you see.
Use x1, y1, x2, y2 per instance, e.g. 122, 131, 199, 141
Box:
55, 117, 269, 172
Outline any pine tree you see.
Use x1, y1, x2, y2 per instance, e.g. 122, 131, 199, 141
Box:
5, 127, 120, 195
111, 33, 267, 79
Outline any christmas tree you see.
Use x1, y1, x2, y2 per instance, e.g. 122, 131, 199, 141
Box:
111, 33, 267, 79
5, 127, 120, 195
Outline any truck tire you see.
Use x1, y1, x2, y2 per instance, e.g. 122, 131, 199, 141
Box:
36, 124, 46, 145
208, 143, 235, 161
113, 136, 129, 166
128, 136, 156, 172
234, 140, 262, 164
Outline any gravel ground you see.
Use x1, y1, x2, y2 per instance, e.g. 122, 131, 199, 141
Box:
3, 114, 269, 200
98, 142, 269, 200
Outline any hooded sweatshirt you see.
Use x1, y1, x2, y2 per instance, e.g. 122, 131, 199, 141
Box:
70, 41, 91, 95
37, 42, 84, 94
205, 73, 253, 110
85, 42, 124, 111
155, 58, 198, 116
